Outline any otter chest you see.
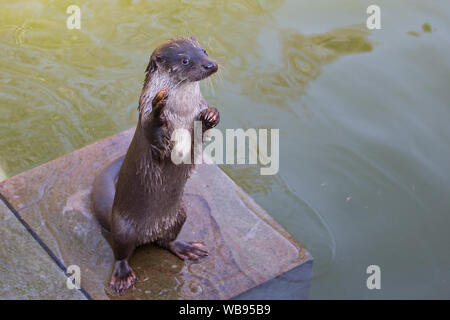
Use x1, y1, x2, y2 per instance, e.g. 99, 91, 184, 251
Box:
164, 84, 202, 130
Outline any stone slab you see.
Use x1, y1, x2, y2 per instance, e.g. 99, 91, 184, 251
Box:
0, 128, 312, 299
233, 255, 313, 300
0, 200, 85, 299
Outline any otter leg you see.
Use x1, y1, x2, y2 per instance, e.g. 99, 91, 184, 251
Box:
91, 156, 124, 232
110, 218, 138, 294
169, 241, 209, 260
140, 88, 170, 156
155, 206, 209, 260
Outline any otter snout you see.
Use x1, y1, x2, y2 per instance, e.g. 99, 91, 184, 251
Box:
202, 60, 218, 73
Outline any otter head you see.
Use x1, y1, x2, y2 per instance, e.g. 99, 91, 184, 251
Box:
146, 37, 218, 83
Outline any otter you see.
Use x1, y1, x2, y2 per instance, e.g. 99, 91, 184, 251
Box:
91, 37, 220, 294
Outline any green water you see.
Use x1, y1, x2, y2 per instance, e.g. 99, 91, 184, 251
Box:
1, 0, 449, 299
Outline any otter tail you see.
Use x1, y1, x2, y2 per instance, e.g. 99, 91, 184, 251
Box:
91, 155, 125, 232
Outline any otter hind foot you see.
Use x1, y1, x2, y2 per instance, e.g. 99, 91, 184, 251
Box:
110, 260, 137, 294
169, 240, 209, 260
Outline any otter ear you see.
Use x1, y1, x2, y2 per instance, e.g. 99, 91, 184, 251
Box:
146, 54, 164, 73
190, 36, 200, 45
145, 58, 156, 74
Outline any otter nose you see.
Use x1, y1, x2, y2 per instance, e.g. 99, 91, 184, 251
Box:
202, 61, 218, 71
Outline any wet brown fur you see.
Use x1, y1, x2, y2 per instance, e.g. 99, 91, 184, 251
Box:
91, 37, 219, 294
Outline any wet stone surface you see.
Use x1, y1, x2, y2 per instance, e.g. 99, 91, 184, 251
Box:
0, 201, 85, 300
0, 129, 312, 299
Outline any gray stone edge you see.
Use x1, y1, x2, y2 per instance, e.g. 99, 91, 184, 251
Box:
0, 191, 91, 300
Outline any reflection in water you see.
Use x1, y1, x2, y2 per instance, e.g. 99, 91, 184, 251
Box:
241, 25, 372, 106
408, 22, 434, 37
219, 23, 372, 277
220, 165, 281, 195
422, 22, 432, 33
221, 164, 336, 277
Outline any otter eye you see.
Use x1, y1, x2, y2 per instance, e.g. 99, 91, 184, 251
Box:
202, 49, 208, 56
182, 58, 190, 65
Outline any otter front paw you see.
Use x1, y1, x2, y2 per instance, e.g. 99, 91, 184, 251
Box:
110, 260, 137, 294
151, 87, 169, 125
199, 107, 220, 130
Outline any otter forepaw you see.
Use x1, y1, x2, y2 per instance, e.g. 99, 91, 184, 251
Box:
153, 87, 169, 108
169, 240, 209, 260
151, 88, 169, 124
110, 260, 137, 294
199, 107, 220, 130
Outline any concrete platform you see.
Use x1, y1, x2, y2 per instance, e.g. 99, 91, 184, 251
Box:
0, 128, 312, 300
